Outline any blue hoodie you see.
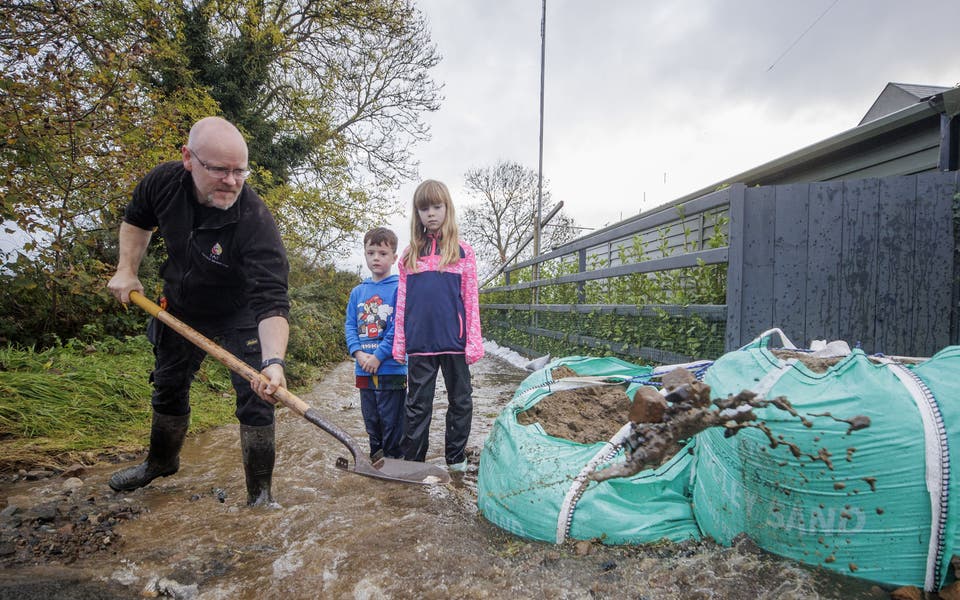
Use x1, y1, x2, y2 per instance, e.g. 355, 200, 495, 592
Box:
344, 274, 406, 377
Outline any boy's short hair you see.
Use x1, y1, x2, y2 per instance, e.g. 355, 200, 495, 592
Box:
363, 227, 398, 251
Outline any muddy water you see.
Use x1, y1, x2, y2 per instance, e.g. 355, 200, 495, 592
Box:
1, 354, 887, 599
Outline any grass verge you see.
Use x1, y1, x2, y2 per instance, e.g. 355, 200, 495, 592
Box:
1, 336, 258, 472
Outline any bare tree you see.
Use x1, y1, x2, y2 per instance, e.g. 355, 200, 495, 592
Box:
461, 161, 577, 280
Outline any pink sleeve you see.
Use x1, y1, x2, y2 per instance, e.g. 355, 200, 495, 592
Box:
392, 251, 409, 362
460, 242, 484, 365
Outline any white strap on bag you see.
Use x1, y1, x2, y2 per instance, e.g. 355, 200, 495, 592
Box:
555, 422, 634, 544
881, 360, 948, 592
741, 328, 798, 351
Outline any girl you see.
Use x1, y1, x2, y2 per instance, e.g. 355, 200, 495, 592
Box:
392, 179, 483, 471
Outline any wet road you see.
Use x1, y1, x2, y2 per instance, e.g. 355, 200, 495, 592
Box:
0, 351, 887, 599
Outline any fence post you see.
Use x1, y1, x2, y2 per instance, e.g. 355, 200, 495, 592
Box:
724, 184, 746, 351
577, 248, 587, 303
952, 171, 960, 346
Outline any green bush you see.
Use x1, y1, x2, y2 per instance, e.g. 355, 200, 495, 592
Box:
286, 265, 359, 384
480, 208, 730, 364
0, 227, 165, 348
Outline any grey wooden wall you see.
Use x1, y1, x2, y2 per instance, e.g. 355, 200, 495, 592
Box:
725, 172, 959, 356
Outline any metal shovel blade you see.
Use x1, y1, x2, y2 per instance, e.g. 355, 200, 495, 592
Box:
304, 408, 451, 485
340, 455, 452, 485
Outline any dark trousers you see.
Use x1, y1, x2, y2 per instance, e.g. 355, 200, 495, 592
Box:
147, 316, 275, 426
359, 388, 405, 460
401, 354, 473, 464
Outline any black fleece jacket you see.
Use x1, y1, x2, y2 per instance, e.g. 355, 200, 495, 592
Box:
123, 161, 289, 326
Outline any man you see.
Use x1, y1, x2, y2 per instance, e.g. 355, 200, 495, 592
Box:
107, 116, 290, 506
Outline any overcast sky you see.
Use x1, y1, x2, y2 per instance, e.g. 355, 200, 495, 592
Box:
342, 0, 960, 272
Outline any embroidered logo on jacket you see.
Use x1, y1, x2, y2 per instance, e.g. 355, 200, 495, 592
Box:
200, 241, 228, 267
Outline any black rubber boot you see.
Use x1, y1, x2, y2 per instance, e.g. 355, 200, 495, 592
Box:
241, 423, 275, 506
109, 412, 190, 492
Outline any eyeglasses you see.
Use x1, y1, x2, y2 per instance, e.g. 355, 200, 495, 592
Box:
188, 147, 250, 180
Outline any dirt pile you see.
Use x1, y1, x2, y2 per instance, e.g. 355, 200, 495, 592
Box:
515, 367, 633, 444
514, 364, 869, 483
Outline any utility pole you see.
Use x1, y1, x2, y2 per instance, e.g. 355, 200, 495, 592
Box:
533, 0, 546, 304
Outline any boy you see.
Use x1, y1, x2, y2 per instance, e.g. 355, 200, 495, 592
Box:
344, 227, 406, 460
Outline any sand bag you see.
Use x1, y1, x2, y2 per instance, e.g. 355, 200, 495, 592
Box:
692, 330, 960, 591
478, 355, 701, 545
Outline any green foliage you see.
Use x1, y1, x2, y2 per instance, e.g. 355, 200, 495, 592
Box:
0, 0, 181, 347
0, 229, 165, 347
480, 207, 731, 364
537, 258, 582, 304
138, 0, 443, 258
285, 261, 359, 384
483, 307, 725, 365
263, 183, 380, 268
2, 0, 441, 347
1, 236, 353, 385
0, 0, 463, 470
0, 336, 235, 471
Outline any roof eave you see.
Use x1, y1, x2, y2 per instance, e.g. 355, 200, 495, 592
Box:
632, 86, 960, 222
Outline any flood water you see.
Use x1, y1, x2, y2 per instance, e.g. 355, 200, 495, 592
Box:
0, 352, 889, 599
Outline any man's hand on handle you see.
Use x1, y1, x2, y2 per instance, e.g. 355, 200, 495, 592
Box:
254, 316, 290, 403
107, 270, 144, 305
253, 362, 286, 403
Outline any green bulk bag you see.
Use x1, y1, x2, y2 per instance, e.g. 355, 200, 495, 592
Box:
478, 355, 702, 545
692, 330, 960, 591
911, 345, 960, 590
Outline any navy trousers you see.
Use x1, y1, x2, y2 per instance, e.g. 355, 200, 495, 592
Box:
359, 388, 405, 459
401, 354, 473, 464
147, 315, 275, 426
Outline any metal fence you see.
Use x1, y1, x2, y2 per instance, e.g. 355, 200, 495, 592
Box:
480, 171, 960, 364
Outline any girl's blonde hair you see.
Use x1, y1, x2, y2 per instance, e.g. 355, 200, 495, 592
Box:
404, 179, 460, 272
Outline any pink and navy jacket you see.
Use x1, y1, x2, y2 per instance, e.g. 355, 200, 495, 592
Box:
392, 235, 484, 365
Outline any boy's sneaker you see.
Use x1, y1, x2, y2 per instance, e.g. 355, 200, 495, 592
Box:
448, 460, 468, 472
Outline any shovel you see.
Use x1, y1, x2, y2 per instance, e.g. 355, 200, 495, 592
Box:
128, 291, 450, 486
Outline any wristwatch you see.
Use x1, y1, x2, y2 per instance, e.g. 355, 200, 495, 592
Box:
261, 357, 286, 369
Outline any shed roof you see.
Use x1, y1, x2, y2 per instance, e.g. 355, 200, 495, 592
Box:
859, 82, 952, 125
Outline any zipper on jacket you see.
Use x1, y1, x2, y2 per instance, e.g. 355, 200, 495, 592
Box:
179, 206, 239, 303
178, 229, 196, 302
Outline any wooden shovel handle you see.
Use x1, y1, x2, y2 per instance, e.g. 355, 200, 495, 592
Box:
126, 292, 452, 485
128, 291, 311, 417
